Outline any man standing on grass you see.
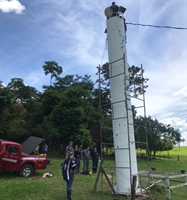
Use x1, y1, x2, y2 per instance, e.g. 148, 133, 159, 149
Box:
81, 147, 90, 174
74, 145, 82, 173
65, 141, 74, 155
43, 144, 48, 155
91, 147, 100, 174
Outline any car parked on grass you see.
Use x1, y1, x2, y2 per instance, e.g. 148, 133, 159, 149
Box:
0, 136, 48, 177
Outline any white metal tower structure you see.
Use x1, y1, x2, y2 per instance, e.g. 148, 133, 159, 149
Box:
104, 7, 139, 194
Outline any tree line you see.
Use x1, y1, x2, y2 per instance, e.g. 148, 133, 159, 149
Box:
0, 61, 182, 157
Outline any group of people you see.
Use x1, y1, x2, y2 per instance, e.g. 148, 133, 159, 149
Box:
34, 144, 48, 155
61, 141, 100, 200
64, 141, 100, 174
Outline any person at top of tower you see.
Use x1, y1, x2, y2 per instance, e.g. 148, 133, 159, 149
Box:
110, 2, 119, 17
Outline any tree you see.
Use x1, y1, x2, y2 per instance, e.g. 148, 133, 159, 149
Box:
7, 78, 24, 90
42, 61, 63, 86
0, 86, 16, 139
6, 103, 28, 141
93, 63, 149, 117
128, 65, 149, 97
0, 81, 5, 88
51, 86, 93, 142
7, 78, 39, 103
38, 74, 97, 151
0, 87, 15, 111
91, 64, 149, 150
76, 124, 95, 148
161, 127, 181, 155
54, 74, 94, 93
134, 116, 182, 159
96, 63, 149, 97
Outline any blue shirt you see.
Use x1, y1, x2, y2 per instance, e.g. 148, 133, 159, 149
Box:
61, 158, 76, 181
74, 149, 81, 158
44, 146, 48, 153
91, 151, 99, 161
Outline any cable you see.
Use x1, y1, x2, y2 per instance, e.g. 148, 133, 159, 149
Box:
100, 39, 107, 67
126, 22, 187, 30
85, 39, 107, 128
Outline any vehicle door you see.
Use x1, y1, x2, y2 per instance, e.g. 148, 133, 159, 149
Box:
2, 144, 21, 171
0, 144, 6, 169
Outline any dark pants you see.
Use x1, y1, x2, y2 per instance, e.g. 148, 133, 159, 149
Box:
75, 158, 80, 173
83, 159, 89, 172
66, 179, 74, 191
92, 160, 98, 173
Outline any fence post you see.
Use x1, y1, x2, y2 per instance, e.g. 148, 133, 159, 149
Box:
165, 173, 171, 199
177, 155, 179, 161
186, 174, 187, 192
131, 175, 137, 200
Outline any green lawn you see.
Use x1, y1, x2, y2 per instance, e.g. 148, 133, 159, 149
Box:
0, 147, 187, 200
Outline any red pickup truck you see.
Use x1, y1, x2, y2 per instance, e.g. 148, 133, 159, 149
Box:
0, 138, 48, 177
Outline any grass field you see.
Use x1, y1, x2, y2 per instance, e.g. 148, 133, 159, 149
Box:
0, 147, 187, 200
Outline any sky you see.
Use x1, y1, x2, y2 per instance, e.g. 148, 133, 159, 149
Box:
0, 0, 187, 145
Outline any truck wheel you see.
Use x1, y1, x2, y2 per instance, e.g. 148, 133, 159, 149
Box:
19, 165, 34, 177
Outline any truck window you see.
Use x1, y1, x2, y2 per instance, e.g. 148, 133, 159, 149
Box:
7, 146, 19, 155
0, 145, 2, 152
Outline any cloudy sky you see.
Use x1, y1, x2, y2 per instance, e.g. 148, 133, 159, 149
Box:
0, 0, 187, 144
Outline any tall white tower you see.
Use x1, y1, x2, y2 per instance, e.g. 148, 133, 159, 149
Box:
104, 7, 139, 194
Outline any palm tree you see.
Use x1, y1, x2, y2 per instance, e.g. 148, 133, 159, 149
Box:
42, 61, 63, 86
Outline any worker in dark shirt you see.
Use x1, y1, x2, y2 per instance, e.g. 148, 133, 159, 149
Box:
110, 2, 119, 17
74, 145, 82, 174
61, 152, 76, 200
91, 147, 100, 174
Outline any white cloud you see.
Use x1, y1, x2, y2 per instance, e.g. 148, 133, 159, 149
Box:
161, 117, 186, 126
161, 117, 187, 132
1, 1, 187, 133
25, 2, 107, 76
0, 81, 6, 88
173, 86, 187, 97
0, 0, 25, 14
161, 118, 187, 146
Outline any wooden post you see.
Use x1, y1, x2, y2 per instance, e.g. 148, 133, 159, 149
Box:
131, 176, 137, 200
101, 167, 117, 196
139, 174, 142, 194
165, 173, 171, 199
92, 159, 104, 192
177, 155, 179, 161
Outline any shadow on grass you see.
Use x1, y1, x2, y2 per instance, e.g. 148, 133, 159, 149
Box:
152, 155, 171, 159
0, 171, 18, 178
